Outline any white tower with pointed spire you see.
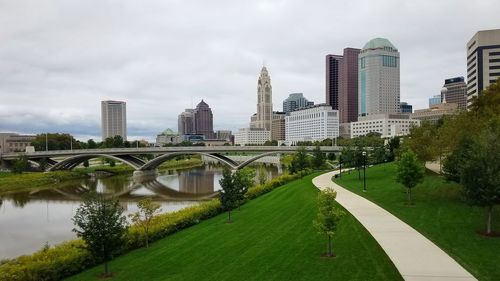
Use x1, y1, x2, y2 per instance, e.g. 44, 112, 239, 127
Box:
256, 66, 273, 134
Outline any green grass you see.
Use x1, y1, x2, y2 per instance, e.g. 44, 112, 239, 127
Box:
0, 170, 88, 193
66, 174, 402, 281
335, 163, 500, 281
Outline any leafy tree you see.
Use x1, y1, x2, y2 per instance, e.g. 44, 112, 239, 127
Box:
396, 150, 425, 205
112, 135, 124, 148
72, 193, 127, 276
129, 198, 162, 248
289, 146, 310, 173
407, 121, 440, 162
12, 155, 29, 173
313, 189, 344, 257
460, 118, 500, 235
83, 159, 90, 168
312, 145, 326, 169
31, 133, 80, 151
442, 136, 474, 183
87, 139, 97, 149
385, 137, 400, 162
234, 167, 255, 209
219, 168, 239, 222
263, 140, 278, 146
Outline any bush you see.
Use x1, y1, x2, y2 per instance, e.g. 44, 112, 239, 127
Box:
0, 240, 95, 281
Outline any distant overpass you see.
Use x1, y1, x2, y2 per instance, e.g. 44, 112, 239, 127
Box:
0, 146, 341, 172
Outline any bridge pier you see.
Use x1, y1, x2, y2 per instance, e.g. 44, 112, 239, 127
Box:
133, 169, 158, 181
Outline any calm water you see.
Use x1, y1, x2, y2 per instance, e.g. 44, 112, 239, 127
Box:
0, 165, 280, 259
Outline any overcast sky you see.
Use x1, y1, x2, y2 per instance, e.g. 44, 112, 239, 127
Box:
0, 0, 498, 141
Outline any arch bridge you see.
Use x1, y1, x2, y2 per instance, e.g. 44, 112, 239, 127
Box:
0, 146, 341, 172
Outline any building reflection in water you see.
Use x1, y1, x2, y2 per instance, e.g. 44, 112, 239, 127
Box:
178, 168, 215, 194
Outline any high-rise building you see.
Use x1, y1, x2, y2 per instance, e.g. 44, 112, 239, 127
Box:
193, 100, 214, 139
178, 109, 195, 135
466, 29, 500, 107
326, 55, 343, 110
339, 48, 361, 123
282, 93, 314, 113
358, 38, 400, 117
256, 66, 273, 133
429, 95, 442, 107
101, 100, 127, 141
271, 112, 286, 141
442, 77, 467, 110
400, 102, 413, 113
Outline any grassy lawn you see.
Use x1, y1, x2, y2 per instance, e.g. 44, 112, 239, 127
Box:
0, 170, 87, 193
335, 163, 500, 281
67, 174, 402, 281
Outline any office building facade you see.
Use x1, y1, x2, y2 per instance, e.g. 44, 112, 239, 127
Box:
429, 95, 442, 107
442, 77, 467, 110
359, 38, 400, 117
282, 93, 314, 113
400, 102, 413, 113
255, 66, 273, 133
285, 104, 339, 145
0, 133, 36, 153
466, 29, 500, 107
178, 109, 195, 135
101, 100, 127, 141
351, 114, 419, 138
326, 55, 343, 110
193, 100, 214, 139
339, 48, 361, 123
234, 128, 271, 146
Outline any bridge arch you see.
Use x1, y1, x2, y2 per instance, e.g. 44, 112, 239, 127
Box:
139, 152, 238, 171
235, 151, 294, 170
48, 154, 146, 171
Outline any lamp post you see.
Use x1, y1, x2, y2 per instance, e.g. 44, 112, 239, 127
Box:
362, 151, 367, 192
45, 133, 48, 151
339, 155, 342, 178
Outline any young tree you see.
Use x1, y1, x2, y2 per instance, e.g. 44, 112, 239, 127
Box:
72, 193, 128, 277
396, 150, 425, 205
83, 159, 90, 168
313, 189, 344, 257
234, 167, 255, 210
461, 118, 500, 235
219, 168, 239, 222
129, 198, 162, 248
312, 145, 326, 169
289, 146, 310, 173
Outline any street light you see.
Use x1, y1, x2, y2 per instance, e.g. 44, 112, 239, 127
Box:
338, 155, 342, 178
362, 151, 367, 192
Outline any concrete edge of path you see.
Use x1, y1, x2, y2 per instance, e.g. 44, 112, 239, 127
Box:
312, 170, 477, 281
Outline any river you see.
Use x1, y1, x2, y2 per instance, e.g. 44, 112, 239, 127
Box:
0, 164, 280, 260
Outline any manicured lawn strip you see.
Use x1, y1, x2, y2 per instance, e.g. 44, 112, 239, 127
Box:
335, 163, 500, 281
66, 174, 402, 281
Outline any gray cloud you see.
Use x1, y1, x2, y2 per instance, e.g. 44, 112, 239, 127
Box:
0, 0, 498, 141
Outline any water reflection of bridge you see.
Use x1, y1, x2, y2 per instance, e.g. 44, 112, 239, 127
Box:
7, 178, 218, 206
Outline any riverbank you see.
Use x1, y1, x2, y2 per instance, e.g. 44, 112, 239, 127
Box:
335, 162, 500, 281
65, 173, 402, 281
0, 158, 203, 193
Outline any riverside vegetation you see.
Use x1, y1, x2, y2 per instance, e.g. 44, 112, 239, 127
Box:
0, 158, 203, 193
0, 169, 315, 281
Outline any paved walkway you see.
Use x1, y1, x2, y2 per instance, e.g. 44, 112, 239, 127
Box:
312, 171, 476, 281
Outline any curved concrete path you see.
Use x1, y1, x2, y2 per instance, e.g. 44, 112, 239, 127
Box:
312, 170, 476, 281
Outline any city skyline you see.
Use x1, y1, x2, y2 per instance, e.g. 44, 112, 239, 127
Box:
0, 0, 498, 141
